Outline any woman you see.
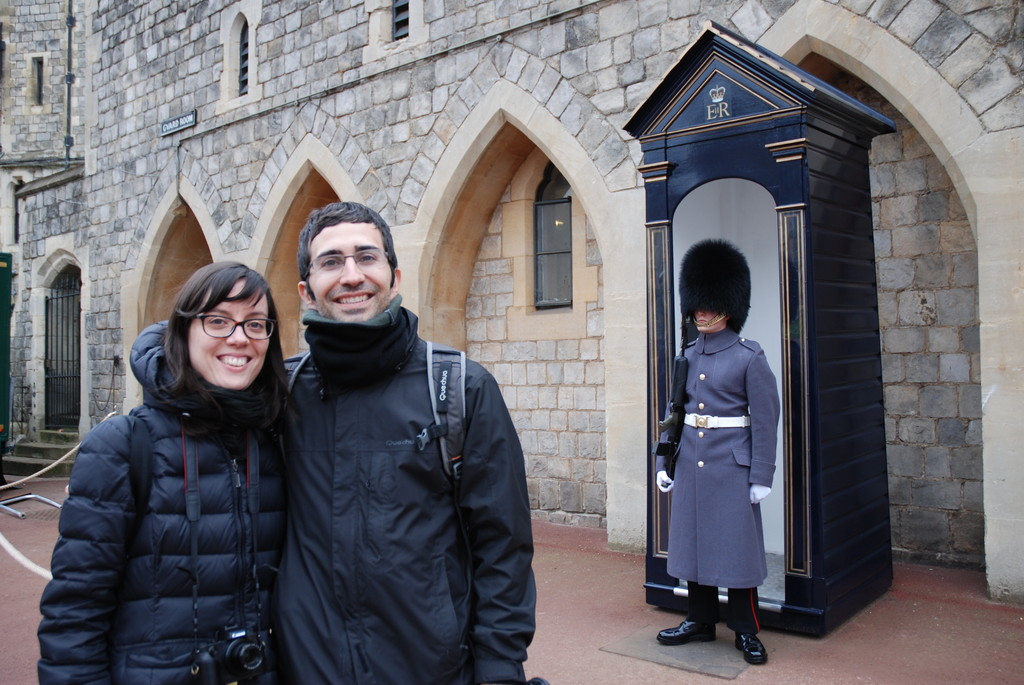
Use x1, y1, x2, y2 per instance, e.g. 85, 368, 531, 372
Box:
38, 262, 288, 685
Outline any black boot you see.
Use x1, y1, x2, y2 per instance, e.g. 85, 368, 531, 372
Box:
656, 620, 716, 645
734, 632, 767, 664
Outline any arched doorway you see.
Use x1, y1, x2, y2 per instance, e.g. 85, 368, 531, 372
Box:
44, 266, 81, 429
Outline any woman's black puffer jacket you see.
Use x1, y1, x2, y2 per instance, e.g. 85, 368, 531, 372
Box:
38, 324, 285, 685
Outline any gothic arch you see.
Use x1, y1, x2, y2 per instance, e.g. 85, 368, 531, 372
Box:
121, 179, 217, 403
415, 77, 638, 339
36, 248, 81, 288
764, 0, 1024, 599
415, 76, 649, 549
762, 0, 986, 235
253, 132, 363, 355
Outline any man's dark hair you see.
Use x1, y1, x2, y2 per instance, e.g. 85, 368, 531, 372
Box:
296, 201, 398, 282
163, 261, 288, 430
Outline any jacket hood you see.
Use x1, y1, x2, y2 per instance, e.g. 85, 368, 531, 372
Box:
130, 321, 199, 413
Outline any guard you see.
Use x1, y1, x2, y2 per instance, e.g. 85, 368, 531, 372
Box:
654, 239, 781, 665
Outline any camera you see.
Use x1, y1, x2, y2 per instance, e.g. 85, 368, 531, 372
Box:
194, 627, 266, 685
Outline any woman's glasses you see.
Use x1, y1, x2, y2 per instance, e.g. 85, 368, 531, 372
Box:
196, 315, 275, 340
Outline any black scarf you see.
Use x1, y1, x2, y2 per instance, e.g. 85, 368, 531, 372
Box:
302, 295, 418, 390
202, 383, 273, 430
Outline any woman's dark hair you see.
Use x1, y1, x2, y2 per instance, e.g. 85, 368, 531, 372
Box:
163, 261, 288, 429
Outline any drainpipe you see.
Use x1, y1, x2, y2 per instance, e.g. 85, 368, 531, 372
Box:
64, 2, 75, 169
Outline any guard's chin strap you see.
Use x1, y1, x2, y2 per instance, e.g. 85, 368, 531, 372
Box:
696, 312, 728, 328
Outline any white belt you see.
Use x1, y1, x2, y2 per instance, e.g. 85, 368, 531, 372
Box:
684, 413, 751, 429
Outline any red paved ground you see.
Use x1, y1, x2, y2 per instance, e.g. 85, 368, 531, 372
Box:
3, 477, 1023, 684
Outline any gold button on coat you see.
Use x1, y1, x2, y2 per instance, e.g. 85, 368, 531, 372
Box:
698, 402, 705, 410
699, 373, 706, 380
698, 461, 705, 467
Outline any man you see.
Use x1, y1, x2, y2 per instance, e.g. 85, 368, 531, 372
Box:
273, 201, 538, 685
654, 239, 780, 665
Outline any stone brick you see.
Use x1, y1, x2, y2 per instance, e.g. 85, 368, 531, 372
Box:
962, 57, 1018, 114
884, 384, 918, 414
938, 418, 968, 446
961, 481, 983, 513
920, 385, 957, 417
958, 384, 981, 419
904, 354, 938, 382
887, 443, 923, 477
935, 288, 976, 326
877, 257, 914, 290
888, 475, 913, 505
583, 482, 607, 514
949, 445, 982, 480
731, 0, 772, 38
951, 252, 978, 288
892, 223, 940, 256
939, 353, 970, 382
598, 3, 639, 39
898, 417, 936, 444
927, 327, 959, 353
915, 10, 972, 65
951, 510, 984, 553
912, 478, 961, 510
899, 507, 950, 552
891, 0, 943, 45
924, 446, 951, 478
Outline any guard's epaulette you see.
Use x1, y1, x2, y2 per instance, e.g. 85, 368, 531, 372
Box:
738, 337, 763, 352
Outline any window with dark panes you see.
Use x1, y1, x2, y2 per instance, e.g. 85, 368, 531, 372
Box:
239, 19, 249, 96
393, 0, 410, 40
534, 163, 573, 308
33, 57, 44, 105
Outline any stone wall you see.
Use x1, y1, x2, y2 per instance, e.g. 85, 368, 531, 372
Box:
3, 0, 1021, 566
871, 100, 983, 567
1, 0, 85, 161
466, 201, 607, 527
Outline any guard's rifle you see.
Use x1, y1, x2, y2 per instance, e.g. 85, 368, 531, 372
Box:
655, 325, 690, 480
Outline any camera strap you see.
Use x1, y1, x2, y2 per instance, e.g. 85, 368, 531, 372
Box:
182, 421, 202, 662
183, 422, 264, 675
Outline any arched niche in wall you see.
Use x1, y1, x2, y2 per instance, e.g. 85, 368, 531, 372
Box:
144, 202, 213, 327
263, 169, 339, 357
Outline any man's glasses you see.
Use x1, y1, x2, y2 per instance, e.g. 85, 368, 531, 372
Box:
196, 315, 275, 340
310, 248, 387, 274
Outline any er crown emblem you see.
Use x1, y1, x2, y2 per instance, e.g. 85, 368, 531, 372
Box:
710, 86, 726, 103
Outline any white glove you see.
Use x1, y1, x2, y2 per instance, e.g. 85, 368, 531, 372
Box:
656, 470, 674, 493
750, 484, 771, 503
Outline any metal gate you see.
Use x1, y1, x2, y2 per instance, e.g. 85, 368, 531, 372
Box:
45, 267, 81, 428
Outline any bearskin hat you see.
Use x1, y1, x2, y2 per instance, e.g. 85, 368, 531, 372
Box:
679, 239, 751, 333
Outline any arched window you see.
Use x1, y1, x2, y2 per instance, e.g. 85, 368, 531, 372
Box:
238, 19, 249, 96
534, 163, 573, 308
218, 4, 262, 113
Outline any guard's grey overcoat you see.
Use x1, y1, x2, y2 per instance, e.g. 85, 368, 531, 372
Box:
656, 328, 780, 588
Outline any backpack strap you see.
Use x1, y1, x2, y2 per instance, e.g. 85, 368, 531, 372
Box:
287, 351, 312, 393
416, 341, 466, 483
122, 414, 153, 547
127, 415, 152, 519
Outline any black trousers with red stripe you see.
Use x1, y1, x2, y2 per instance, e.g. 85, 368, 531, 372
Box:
685, 581, 761, 634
